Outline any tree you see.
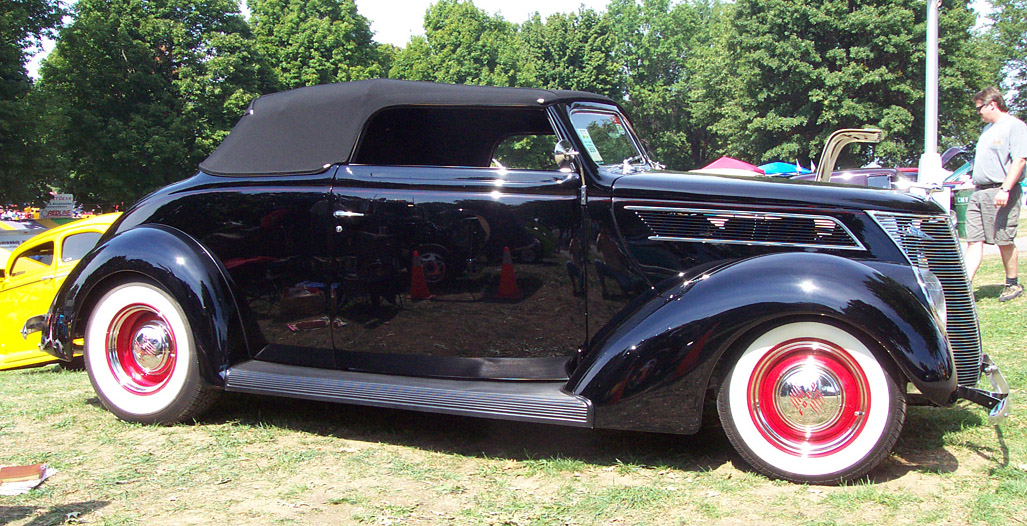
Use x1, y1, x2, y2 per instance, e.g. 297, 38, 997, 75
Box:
0, 0, 64, 203
249, 0, 385, 90
37, 0, 273, 206
389, 0, 525, 86
519, 8, 622, 98
991, 0, 1027, 116
719, 0, 997, 167
608, 0, 731, 169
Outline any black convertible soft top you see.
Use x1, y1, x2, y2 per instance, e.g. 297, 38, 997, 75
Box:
199, 79, 615, 176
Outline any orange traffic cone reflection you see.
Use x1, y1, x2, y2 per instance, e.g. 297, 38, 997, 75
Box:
409, 251, 433, 300
497, 246, 522, 299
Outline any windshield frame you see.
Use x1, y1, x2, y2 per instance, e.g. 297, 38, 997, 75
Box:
567, 102, 651, 174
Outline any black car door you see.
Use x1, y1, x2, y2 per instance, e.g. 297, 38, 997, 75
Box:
329, 164, 587, 379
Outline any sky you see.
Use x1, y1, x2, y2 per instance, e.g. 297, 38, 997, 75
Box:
353, 0, 611, 47
26, 0, 611, 78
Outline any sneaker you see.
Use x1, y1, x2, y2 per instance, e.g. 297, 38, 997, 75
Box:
999, 284, 1023, 302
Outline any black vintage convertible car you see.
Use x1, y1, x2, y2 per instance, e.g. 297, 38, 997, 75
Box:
34, 79, 1008, 484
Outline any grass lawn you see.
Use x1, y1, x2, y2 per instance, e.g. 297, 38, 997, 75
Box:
1, 253, 1025, 525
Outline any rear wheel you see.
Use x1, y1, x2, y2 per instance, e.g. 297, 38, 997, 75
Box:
717, 321, 905, 483
85, 282, 218, 423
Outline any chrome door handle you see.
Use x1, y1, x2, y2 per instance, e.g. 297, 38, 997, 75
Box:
333, 210, 365, 219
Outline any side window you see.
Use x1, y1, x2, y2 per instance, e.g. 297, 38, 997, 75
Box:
11, 242, 54, 277
354, 106, 556, 168
492, 134, 559, 171
62, 232, 102, 262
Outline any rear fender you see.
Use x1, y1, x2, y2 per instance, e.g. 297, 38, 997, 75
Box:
40, 225, 247, 387
568, 252, 954, 434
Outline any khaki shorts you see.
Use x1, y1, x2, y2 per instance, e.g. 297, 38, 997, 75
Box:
965, 185, 1021, 245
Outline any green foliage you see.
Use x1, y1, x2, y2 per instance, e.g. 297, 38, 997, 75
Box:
37, 0, 271, 206
0, 0, 63, 204
249, 0, 385, 90
609, 0, 731, 170
991, 0, 1027, 116
519, 8, 622, 98
388, 0, 528, 87
720, 0, 997, 166
0, 0, 1019, 202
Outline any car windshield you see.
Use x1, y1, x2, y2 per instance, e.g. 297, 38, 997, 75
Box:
569, 110, 645, 172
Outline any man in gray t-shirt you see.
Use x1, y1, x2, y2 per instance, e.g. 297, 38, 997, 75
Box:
965, 87, 1025, 302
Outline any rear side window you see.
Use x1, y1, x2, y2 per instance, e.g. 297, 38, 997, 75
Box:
62, 232, 102, 262
11, 242, 54, 276
492, 134, 558, 171
354, 107, 555, 168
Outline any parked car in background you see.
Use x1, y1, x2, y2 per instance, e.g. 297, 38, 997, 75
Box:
0, 213, 120, 370
33, 80, 1007, 484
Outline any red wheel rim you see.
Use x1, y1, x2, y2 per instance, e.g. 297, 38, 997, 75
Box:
106, 304, 177, 394
747, 338, 870, 457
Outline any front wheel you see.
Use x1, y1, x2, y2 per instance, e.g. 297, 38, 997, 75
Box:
717, 321, 905, 484
85, 282, 218, 424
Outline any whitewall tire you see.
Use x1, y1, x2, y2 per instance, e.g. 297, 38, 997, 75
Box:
85, 282, 218, 423
717, 321, 905, 483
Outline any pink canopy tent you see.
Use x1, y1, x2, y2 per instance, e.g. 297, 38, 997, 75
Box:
697, 156, 765, 177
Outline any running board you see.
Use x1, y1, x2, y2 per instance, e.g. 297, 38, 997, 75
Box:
224, 360, 593, 427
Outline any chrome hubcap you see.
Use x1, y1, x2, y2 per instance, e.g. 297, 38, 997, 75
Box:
106, 304, 177, 394
748, 339, 869, 457
772, 359, 845, 431
131, 322, 172, 373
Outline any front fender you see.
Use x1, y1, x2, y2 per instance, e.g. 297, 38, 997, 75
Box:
568, 252, 955, 434
40, 224, 248, 387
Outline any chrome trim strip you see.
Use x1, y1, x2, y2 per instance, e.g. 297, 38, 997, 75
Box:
640, 235, 862, 250
625, 206, 866, 251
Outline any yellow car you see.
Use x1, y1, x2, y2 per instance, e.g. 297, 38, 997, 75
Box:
0, 213, 120, 370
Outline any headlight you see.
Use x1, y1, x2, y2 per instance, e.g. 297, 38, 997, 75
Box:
914, 267, 946, 329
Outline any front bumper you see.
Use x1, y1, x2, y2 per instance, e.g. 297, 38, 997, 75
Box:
956, 354, 1010, 424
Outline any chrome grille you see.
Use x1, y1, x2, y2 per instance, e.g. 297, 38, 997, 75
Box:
627, 206, 864, 250
871, 212, 982, 386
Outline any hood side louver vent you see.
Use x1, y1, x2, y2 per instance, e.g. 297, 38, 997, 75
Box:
626, 206, 865, 251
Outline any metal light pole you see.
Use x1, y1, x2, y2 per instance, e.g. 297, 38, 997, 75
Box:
918, 0, 948, 207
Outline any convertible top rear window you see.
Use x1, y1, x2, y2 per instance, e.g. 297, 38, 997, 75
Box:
353, 107, 554, 168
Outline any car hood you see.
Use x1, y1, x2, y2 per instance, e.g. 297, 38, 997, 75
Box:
611, 170, 943, 215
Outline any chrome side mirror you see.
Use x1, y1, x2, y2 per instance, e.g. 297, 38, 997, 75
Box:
554, 140, 580, 171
